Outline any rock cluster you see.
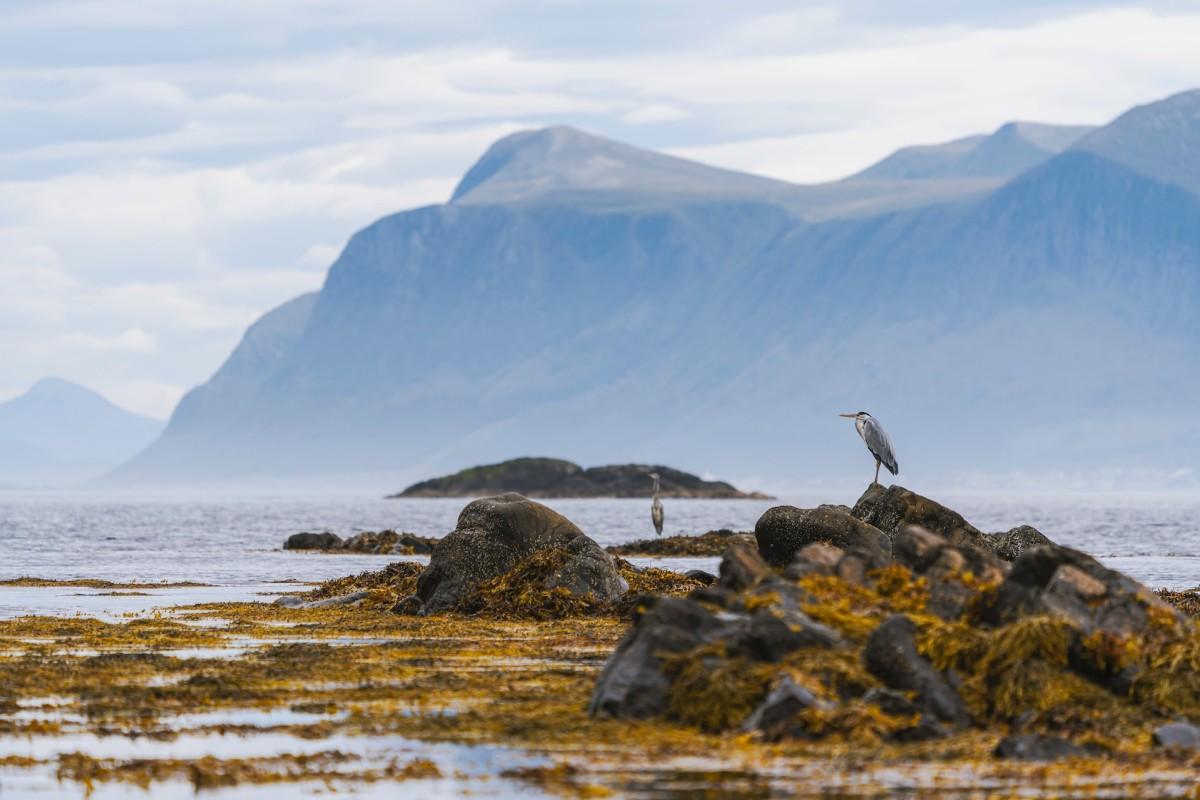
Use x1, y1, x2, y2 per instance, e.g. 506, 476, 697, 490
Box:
591, 484, 1199, 758
283, 530, 438, 555
607, 529, 753, 557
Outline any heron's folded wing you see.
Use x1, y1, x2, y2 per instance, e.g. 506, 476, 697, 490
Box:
863, 417, 899, 475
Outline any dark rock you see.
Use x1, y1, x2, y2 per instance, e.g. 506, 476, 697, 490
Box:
993, 734, 1090, 761
718, 539, 774, 591
684, 569, 717, 586
784, 542, 844, 580
851, 485, 988, 550
986, 525, 1054, 562
589, 596, 748, 719
755, 505, 890, 567
736, 609, 840, 661
1153, 722, 1200, 751
283, 531, 344, 550
742, 676, 833, 739
978, 544, 1182, 636
834, 547, 891, 587
414, 493, 627, 613
893, 526, 1008, 619
863, 615, 969, 726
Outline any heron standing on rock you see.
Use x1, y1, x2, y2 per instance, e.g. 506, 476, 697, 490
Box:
649, 472, 664, 536
840, 412, 898, 485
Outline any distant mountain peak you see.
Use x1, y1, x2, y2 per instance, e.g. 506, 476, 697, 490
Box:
1072, 87, 1200, 195
853, 120, 1093, 181
450, 124, 794, 204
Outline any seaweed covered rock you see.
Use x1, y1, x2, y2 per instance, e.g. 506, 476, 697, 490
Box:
412, 494, 627, 614
592, 526, 1200, 756
755, 505, 890, 567
851, 485, 988, 550
976, 543, 1182, 636
284, 531, 344, 550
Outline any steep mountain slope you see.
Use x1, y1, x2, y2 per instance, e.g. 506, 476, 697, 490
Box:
0, 378, 163, 486
116, 93, 1200, 489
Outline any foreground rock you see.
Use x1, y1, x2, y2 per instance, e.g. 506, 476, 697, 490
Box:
591, 519, 1200, 756
406, 494, 628, 614
390, 457, 771, 499
283, 530, 438, 555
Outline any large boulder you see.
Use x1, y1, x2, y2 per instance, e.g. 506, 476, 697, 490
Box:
755, 505, 890, 567
851, 485, 988, 550
413, 494, 627, 613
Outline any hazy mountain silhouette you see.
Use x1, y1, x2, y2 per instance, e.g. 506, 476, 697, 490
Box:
113, 90, 1200, 490
0, 378, 163, 487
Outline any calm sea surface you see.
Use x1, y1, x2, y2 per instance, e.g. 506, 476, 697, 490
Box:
0, 490, 1196, 617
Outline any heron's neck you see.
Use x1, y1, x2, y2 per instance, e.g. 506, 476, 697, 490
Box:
652, 479, 660, 497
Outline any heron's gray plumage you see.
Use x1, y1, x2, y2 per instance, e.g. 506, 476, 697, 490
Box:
841, 411, 899, 485
650, 472, 664, 536
857, 415, 898, 476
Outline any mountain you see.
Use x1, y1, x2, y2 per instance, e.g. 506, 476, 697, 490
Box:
390, 457, 769, 499
1072, 89, 1200, 196
115, 91, 1200, 490
0, 378, 163, 486
853, 121, 1094, 181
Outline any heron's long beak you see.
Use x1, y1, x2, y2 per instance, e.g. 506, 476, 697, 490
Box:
838, 413, 856, 418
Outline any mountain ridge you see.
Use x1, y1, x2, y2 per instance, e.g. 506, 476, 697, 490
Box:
112, 89, 1200, 488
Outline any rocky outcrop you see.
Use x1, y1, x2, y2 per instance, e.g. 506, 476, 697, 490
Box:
408, 494, 627, 614
391, 457, 771, 499
283, 530, 438, 555
975, 543, 1183, 637
851, 485, 988, 550
592, 504, 1200, 756
755, 505, 890, 567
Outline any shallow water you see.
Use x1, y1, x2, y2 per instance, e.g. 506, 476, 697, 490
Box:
0, 490, 1195, 596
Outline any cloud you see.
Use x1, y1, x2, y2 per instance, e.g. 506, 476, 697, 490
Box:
52, 328, 158, 354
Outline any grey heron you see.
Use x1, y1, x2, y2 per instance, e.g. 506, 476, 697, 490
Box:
649, 472, 664, 536
839, 412, 898, 485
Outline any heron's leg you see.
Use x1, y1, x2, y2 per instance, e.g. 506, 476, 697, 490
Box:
874, 458, 881, 485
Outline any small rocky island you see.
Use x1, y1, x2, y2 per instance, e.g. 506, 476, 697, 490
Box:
389, 456, 772, 499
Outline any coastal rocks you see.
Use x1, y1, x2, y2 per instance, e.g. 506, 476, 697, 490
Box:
976, 543, 1182, 636
283, 530, 438, 555
755, 505, 890, 567
985, 525, 1053, 561
892, 526, 1008, 619
410, 494, 627, 614
851, 485, 988, 550
284, 532, 343, 550
588, 595, 748, 719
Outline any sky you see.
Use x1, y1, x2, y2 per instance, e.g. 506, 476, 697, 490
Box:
2, 0, 1200, 418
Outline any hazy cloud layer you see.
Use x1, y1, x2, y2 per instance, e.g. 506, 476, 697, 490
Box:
2, 1, 1199, 415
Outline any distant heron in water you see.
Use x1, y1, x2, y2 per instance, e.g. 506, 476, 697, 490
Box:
839, 412, 899, 485
650, 472, 664, 536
